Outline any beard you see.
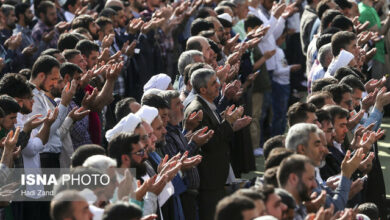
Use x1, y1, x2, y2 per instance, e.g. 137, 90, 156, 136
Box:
20, 105, 32, 114
297, 179, 311, 202
131, 160, 147, 179
155, 139, 166, 148
50, 87, 62, 98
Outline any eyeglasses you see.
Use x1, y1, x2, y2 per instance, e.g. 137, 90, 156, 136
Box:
132, 148, 146, 157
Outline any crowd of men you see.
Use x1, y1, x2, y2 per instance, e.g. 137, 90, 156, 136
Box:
0, 0, 389, 218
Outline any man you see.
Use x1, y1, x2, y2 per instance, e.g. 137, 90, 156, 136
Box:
14, 3, 34, 52
0, 95, 20, 133
50, 190, 93, 220
286, 123, 360, 212
177, 50, 204, 93
71, 15, 100, 40
63, 0, 81, 22
215, 195, 258, 220
339, 75, 365, 111
75, 40, 100, 70
324, 83, 354, 112
114, 97, 141, 122
277, 154, 318, 219
28, 55, 74, 168
287, 102, 319, 127
158, 90, 212, 220
42, 48, 66, 64
186, 36, 216, 68
108, 132, 167, 216
63, 49, 87, 72
0, 5, 17, 41
300, 0, 320, 55
184, 68, 246, 220
32, 1, 59, 49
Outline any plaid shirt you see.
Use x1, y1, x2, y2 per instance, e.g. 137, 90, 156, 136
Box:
31, 20, 59, 49
69, 101, 92, 149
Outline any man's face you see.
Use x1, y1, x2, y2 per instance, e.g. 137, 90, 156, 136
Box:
242, 208, 258, 220
71, 200, 93, 220
333, 116, 348, 143
200, 39, 213, 64
303, 132, 328, 167
265, 193, 287, 220
158, 108, 169, 127
85, 51, 99, 69
169, 97, 184, 125
202, 74, 220, 101
50, 77, 65, 98
263, 0, 274, 11
6, 10, 16, 29
88, 22, 100, 40
40, 67, 61, 92
297, 163, 317, 202
142, 122, 157, 152
151, 116, 167, 146
68, 0, 81, 13
43, 7, 57, 26
305, 112, 320, 128
236, 2, 249, 19
351, 89, 362, 109
103, 23, 115, 36
345, 39, 359, 57
15, 94, 34, 114
321, 120, 334, 145
213, 20, 225, 44
24, 9, 34, 26
2, 113, 17, 130
339, 92, 353, 112
69, 54, 87, 72
116, 10, 127, 28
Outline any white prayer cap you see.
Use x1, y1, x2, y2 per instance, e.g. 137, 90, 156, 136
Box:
135, 105, 158, 125
355, 214, 370, 220
143, 73, 172, 92
254, 216, 278, 220
105, 113, 141, 142
217, 13, 233, 23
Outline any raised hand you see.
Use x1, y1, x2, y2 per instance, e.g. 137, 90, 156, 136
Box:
232, 115, 252, 131
23, 114, 45, 133
224, 105, 244, 125
60, 80, 77, 106
22, 45, 37, 56
358, 152, 374, 174
68, 107, 90, 121
190, 126, 214, 146
304, 190, 327, 213
341, 148, 365, 179
365, 77, 386, 93
147, 174, 168, 195
362, 88, 378, 111
117, 169, 134, 201
81, 88, 98, 110
181, 155, 202, 171
374, 86, 390, 111
42, 30, 55, 43
102, 34, 115, 49
45, 108, 59, 126
347, 110, 364, 131
184, 110, 203, 131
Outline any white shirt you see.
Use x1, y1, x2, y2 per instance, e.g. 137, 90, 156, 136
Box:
272, 47, 291, 85
249, 6, 286, 71
64, 11, 75, 22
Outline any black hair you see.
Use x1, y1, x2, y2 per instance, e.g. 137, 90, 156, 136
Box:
331, 31, 356, 56
320, 9, 342, 33
141, 93, 169, 110
31, 55, 60, 79
102, 202, 143, 220
215, 195, 255, 220
335, 0, 352, 9
263, 135, 285, 160
316, 109, 332, 123
0, 73, 31, 99
36, 1, 55, 17
331, 15, 354, 31
71, 14, 94, 30
71, 144, 106, 167
63, 0, 78, 11
99, 7, 117, 18
107, 133, 140, 167
244, 14, 263, 32
323, 83, 352, 104
307, 91, 333, 109
115, 97, 137, 121
41, 48, 61, 57
60, 62, 83, 78
190, 18, 214, 36
316, 0, 331, 20
287, 102, 317, 127
316, 33, 333, 50
340, 75, 365, 92
58, 33, 79, 51
96, 16, 113, 30
15, 3, 30, 19
0, 95, 21, 115
265, 148, 294, 170
323, 105, 349, 123
63, 49, 81, 61
311, 77, 338, 92
277, 154, 314, 187
334, 66, 359, 81
75, 40, 100, 57
357, 203, 379, 220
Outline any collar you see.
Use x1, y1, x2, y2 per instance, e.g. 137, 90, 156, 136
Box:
333, 140, 345, 155
198, 95, 217, 112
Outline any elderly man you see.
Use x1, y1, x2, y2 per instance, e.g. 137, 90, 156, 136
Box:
286, 123, 363, 212
184, 68, 248, 220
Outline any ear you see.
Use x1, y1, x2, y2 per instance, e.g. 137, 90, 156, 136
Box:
37, 72, 45, 81
288, 173, 298, 186
64, 74, 71, 83
121, 155, 130, 167
199, 87, 207, 95
297, 144, 305, 154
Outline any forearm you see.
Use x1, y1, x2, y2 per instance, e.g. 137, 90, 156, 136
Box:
91, 80, 115, 111
36, 123, 51, 145
252, 57, 267, 71
1, 150, 13, 168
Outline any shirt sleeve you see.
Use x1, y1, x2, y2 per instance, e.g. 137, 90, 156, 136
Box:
21, 137, 44, 158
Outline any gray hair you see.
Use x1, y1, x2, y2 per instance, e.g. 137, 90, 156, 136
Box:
318, 43, 333, 68
1, 4, 14, 17
191, 68, 216, 94
286, 123, 320, 152
160, 90, 180, 107
83, 155, 117, 171
178, 50, 203, 76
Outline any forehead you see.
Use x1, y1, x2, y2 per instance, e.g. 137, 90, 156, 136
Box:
303, 163, 315, 175
309, 131, 321, 142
